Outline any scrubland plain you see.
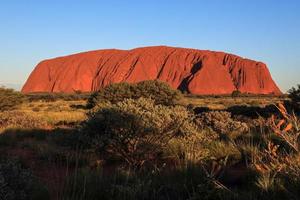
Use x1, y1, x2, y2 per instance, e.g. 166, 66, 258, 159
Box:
0, 82, 299, 200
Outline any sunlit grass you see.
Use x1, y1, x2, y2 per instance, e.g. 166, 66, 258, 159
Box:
19, 100, 87, 126
180, 95, 285, 109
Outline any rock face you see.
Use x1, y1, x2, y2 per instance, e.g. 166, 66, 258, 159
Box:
22, 46, 281, 95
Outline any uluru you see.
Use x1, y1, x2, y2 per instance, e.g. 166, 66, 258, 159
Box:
22, 46, 281, 95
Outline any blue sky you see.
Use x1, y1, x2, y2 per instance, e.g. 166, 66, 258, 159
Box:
0, 0, 299, 92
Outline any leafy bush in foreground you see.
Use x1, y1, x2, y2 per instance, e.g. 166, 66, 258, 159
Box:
248, 104, 300, 197
86, 80, 182, 108
0, 87, 25, 111
84, 97, 200, 169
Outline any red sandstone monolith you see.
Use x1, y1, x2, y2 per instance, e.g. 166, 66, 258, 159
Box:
22, 46, 281, 95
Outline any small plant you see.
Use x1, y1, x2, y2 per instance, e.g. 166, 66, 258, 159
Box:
231, 90, 242, 97
255, 172, 277, 192
251, 104, 300, 196
0, 87, 26, 111
166, 131, 211, 167
271, 103, 300, 152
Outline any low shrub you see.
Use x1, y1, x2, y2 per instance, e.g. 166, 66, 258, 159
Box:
0, 87, 26, 111
84, 97, 200, 169
86, 80, 182, 108
195, 111, 249, 138
0, 111, 47, 131
231, 90, 242, 97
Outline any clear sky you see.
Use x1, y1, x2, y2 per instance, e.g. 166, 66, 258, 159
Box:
0, 0, 299, 92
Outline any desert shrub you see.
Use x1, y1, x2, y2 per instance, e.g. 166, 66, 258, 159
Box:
231, 90, 242, 97
86, 80, 182, 108
288, 84, 300, 112
135, 80, 182, 105
0, 87, 25, 111
166, 131, 212, 167
195, 111, 249, 138
0, 158, 49, 200
84, 97, 200, 169
0, 111, 47, 131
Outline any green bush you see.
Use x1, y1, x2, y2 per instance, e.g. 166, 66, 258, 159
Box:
84, 97, 199, 169
0, 87, 25, 111
195, 111, 249, 138
86, 80, 182, 108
